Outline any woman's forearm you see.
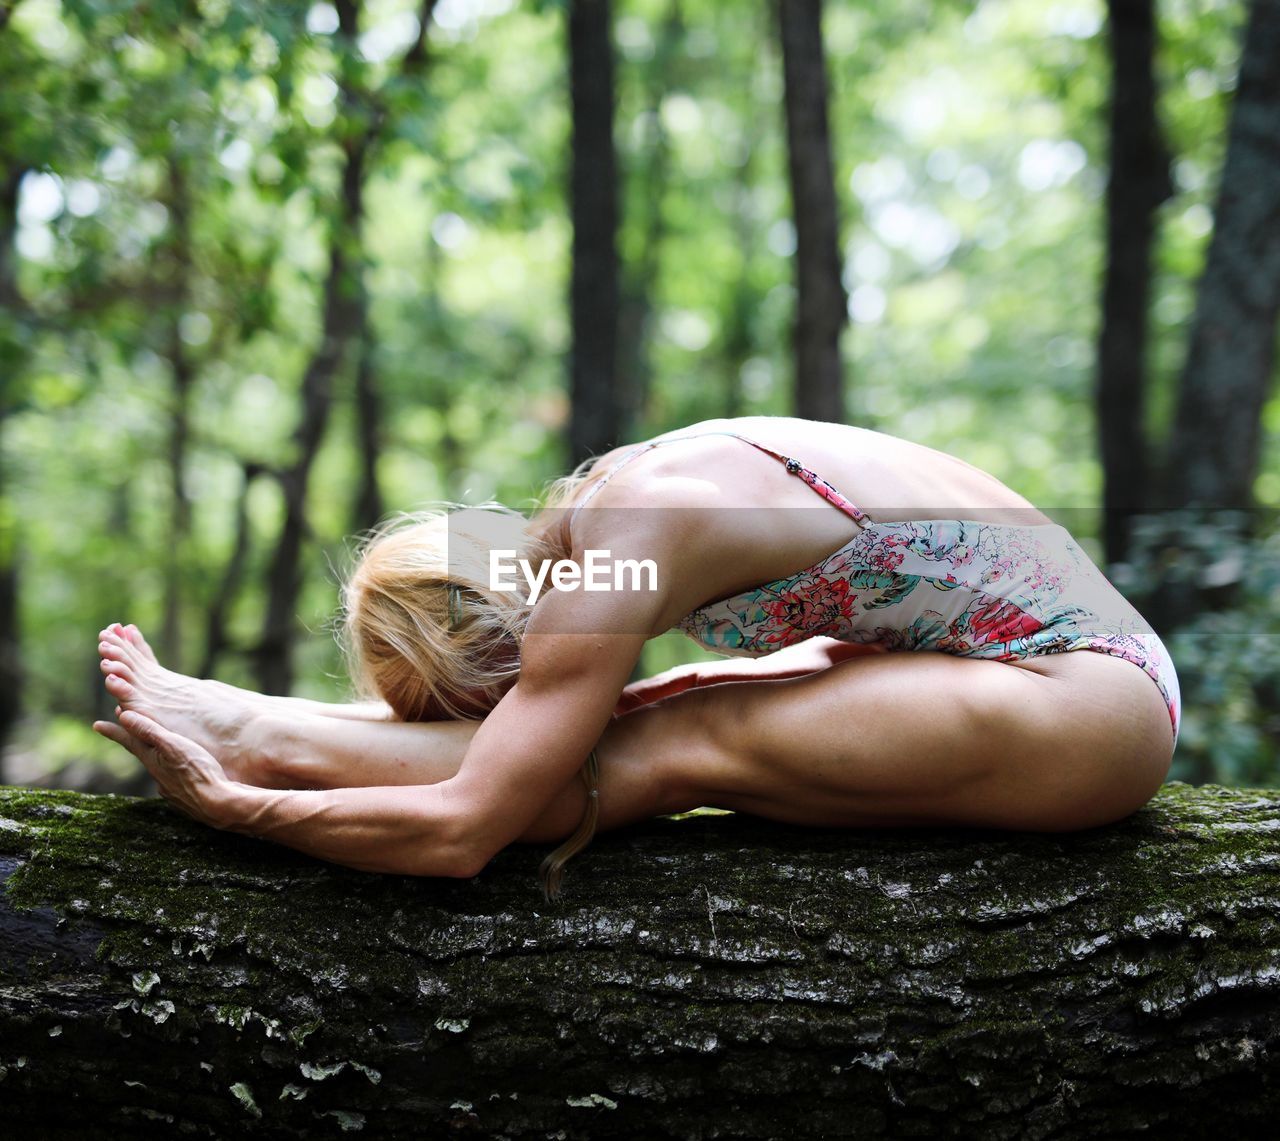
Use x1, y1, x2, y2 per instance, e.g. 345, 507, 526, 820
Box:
225, 781, 474, 878
615, 643, 844, 713
704, 638, 887, 682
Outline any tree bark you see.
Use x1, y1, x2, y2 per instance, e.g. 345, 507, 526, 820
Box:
1161, 0, 1280, 511
567, 0, 622, 465
3, 782, 1279, 1138
1096, 0, 1173, 567
776, 0, 847, 424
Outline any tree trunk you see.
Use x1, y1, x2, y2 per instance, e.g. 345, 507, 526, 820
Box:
721, 28, 770, 421
161, 155, 196, 669
199, 462, 264, 680
255, 0, 371, 696
0, 166, 27, 784
1161, 0, 1280, 512
3, 782, 1279, 1138
776, 0, 847, 424
254, 0, 439, 692
1096, 0, 1172, 567
567, 0, 622, 465
0, 551, 18, 785
351, 314, 384, 534
255, 235, 359, 696
616, 0, 682, 440
1145, 0, 1280, 635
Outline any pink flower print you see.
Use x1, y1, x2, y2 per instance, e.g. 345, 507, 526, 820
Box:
917, 522, 979, 568
988, 556, 1015, 581
759, 576, 858, 641
967, 597, 1044, 646
823, 547, 859, 577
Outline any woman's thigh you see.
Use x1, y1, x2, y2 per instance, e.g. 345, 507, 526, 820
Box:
667, 648, 1173, 832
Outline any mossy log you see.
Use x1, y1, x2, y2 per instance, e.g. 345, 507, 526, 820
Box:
2, 782, 1280, 1140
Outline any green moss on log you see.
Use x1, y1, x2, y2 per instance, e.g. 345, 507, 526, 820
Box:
2, 781, 1280, 1138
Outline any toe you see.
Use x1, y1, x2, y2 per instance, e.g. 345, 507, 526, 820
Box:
104, 673, 137, 701
99, 635, 128, 661
129, 625, 159, 662
124, 624, 158, 663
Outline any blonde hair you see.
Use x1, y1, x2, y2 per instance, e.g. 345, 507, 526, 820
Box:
341, 452, 616, 901
341, 504, 534, 723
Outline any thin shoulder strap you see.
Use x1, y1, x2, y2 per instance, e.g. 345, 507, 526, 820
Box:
569, 429, 871, 528
710, 430, 872, 527
569, 442, 661, 523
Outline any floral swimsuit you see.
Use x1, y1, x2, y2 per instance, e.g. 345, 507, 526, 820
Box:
574, 430, 1181, 746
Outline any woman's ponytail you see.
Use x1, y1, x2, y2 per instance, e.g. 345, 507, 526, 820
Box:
538, 748, 600, 902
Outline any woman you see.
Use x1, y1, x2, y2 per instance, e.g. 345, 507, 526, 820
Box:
94, 416, 1179, 900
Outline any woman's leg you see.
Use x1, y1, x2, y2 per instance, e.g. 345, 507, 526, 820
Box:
96, 623, 870, 800
660, 647, 1175, 832
98, 688, 701, 847
97, 625, 692, 845
103, 625, 396, 722
100, 623, 1173, 845
235, 646, 1172, 840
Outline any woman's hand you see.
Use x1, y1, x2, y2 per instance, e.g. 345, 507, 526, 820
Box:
612, 641, 892, 715
92, 709, 243, 830
613, 663, 704, 716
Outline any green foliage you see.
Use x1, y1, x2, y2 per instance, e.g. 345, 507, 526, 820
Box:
0, 0, 1274, 784
1118, 512, 1280, 786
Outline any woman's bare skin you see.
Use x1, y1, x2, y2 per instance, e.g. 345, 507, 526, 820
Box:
93, 417, 1176, 877
96, 623, 870, 791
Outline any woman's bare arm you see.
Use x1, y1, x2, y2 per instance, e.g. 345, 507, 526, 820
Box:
196, 509, 677, 876
221, 611, 650, 876
615, 637, 887, 714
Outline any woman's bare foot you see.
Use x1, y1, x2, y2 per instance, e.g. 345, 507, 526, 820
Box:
97, 623, 270, 784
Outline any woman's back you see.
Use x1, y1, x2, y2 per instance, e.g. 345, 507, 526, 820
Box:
547, 416, 1055, 633
596, 416, 1052, 526
542, 416, 1178, 743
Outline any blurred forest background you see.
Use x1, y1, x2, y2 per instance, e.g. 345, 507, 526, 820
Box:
1, 0, 1277, 794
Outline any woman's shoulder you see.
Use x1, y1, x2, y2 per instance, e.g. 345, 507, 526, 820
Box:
553, 415, 889, 534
